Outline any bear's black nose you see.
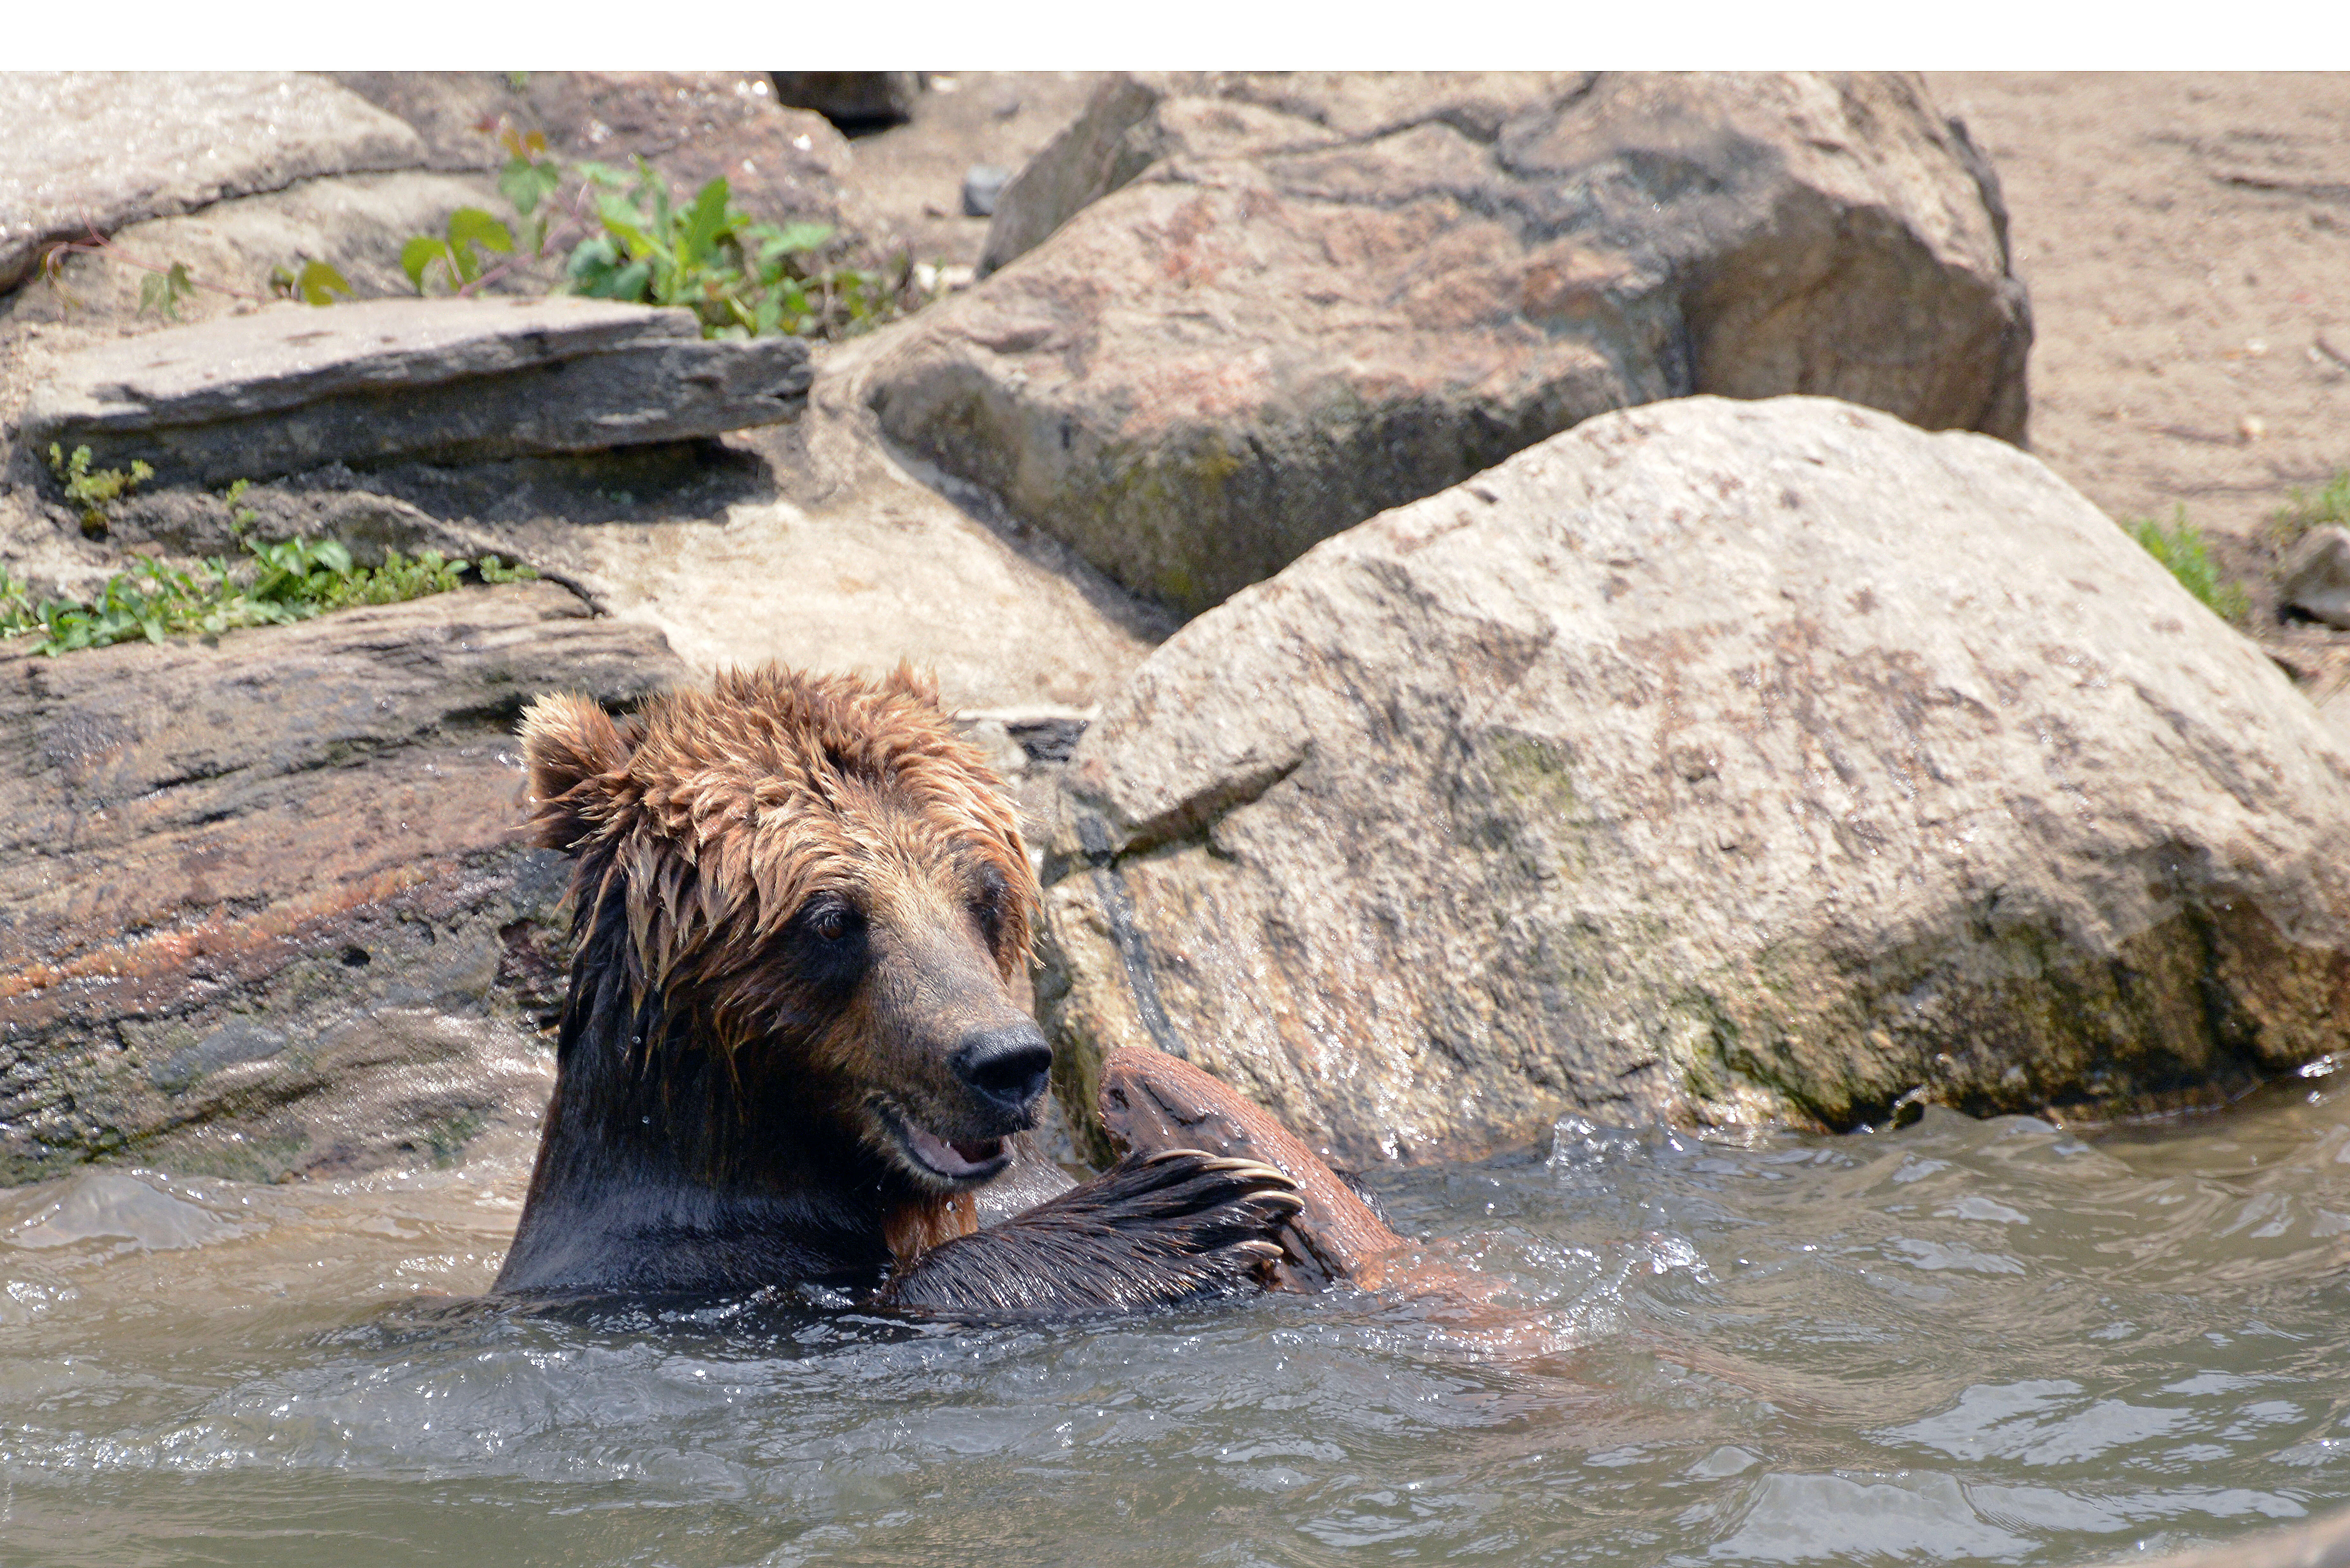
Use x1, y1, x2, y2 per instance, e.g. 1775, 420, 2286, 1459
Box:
951, 1023, 1054, 1114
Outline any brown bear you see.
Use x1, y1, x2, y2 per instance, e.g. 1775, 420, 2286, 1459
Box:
493, 663, 1304, 1313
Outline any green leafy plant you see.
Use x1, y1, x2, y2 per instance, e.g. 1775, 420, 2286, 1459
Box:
47, 443, 153, 535
410, 124, 924, 341
497, 126, 565, 231
2266, 470, 2350, 553
476, 555, 537, 583
269, 259, 355, 305
566, 164, 904, 339
2128, 507, 2250, 622
402, 208, 516, 294
138, 261, 196, 320
0, 481, 538, 657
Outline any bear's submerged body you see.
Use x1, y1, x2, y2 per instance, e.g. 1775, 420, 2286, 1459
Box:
496, 666, 1308, 1315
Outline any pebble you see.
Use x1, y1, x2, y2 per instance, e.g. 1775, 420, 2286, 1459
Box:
962, 165, 1011, 218
2280, 527, 2350, 630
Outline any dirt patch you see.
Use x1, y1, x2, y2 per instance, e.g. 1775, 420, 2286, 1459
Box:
1928, 72, 2350, 700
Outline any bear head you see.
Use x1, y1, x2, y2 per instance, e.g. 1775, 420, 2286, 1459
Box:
517, 663, 1049, 1196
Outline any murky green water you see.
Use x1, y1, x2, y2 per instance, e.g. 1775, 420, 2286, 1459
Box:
8, 1071, 2350, 1567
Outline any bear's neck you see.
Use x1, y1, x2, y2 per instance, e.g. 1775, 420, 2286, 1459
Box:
496, 917, 936, 1297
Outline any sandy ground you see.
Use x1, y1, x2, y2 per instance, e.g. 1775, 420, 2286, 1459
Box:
1928, 77, 2349, 531
843, 72, 1108, 269
1931, 76, 2349, 697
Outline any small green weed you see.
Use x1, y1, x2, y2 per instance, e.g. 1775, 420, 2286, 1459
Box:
39, 232, 338, 317
2266, 470, 2350, 553
2127, 507, 2250, 622
564, 164, 878, 339
0, 483, 538, 657
402, 208, 516, 294
138, 261, 196, 321
269, 259, 355, 306
399, 125, 923, 341
47, 443, 153, 535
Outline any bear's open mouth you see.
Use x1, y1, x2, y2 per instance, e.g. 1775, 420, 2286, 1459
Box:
877, 1102, 1012, 1184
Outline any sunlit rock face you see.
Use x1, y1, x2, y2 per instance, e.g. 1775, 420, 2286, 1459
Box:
871, 71, 2031, 616
0, 72, 427, 292
1038, 396, 2350, 1166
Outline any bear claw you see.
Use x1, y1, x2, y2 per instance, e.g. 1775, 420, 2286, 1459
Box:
872, 1146, 1307, 1317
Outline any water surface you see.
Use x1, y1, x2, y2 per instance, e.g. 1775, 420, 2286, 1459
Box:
7, 1075, 2350, 1567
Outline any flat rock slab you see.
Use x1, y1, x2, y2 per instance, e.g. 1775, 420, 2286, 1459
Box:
0, 582, 686, 1183
20, 297, 813, 485
0, 72, 426, 291
871, 71, 2032, 616
1038, 396, 2350, 1167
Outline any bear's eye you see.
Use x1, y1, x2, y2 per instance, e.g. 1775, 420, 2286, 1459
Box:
970, 864, 1010, 940
798, 895, 860, 945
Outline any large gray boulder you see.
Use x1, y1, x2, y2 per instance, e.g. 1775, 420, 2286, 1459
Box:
870, 72, 2031, 615
1037, 396, 2350, 1167
0, 583, 684, 1182
20, 297, 812, 486
0, 73, 426, 292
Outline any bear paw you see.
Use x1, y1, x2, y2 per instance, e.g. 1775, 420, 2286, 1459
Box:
871, 1148, 1303, 1318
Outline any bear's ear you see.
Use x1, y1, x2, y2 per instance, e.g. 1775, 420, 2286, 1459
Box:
879, 659, 941, 711
519, 693, 636, 854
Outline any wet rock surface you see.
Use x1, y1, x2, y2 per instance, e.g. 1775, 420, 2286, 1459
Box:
0, 73, 426, 292
1037, 396, 2350, 1167
873, 71, 2032, 614
20, 297, 812, 486
0, 582, 685, 1182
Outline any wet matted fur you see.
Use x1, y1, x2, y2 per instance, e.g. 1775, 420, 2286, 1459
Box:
494, 663, 1297, 1310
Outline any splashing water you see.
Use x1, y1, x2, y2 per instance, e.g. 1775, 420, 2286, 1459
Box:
7, 1078, 2350, 1566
